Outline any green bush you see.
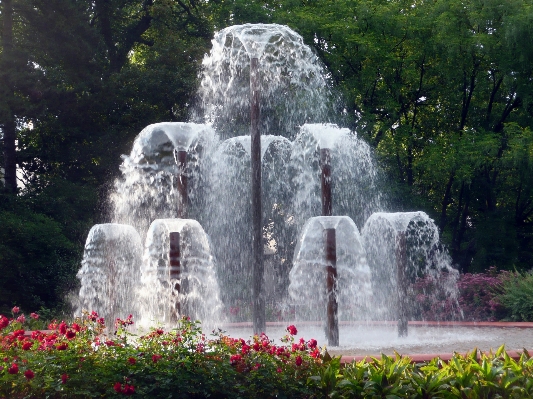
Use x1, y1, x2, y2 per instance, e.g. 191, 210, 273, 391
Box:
496, 270, 533, 321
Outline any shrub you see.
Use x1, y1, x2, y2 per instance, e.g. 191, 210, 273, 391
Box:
495, 270, 533, 321
412, 267, 508, 321
3, 310, 533, 398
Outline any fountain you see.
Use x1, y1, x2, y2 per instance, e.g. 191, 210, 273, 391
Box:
75, 23, 479, 351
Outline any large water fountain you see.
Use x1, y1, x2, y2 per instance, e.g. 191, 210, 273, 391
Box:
75, 23, 463, 347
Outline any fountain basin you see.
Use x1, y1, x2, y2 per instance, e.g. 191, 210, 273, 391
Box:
220, 321, 533, 362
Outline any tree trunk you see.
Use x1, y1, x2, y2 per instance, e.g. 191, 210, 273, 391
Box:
1, 0, 17, 193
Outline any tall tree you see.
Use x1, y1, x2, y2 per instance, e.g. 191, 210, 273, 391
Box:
1, 0, 17, 193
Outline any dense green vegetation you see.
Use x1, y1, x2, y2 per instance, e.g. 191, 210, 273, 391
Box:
1, 0, 532, 312
3, 313, 533, 398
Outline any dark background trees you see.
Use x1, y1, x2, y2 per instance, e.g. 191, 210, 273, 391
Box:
1, 0, 532, 312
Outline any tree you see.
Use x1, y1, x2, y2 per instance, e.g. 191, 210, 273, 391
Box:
271, 0, 533, 272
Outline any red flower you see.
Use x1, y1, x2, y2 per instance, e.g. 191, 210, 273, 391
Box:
230, 354, 242, 365
308, 339, 317, 348
114, 382, 135, 395
0, 315, 9, 330
310, 348, 321, 358
276, 367, 282, 373
65, 330, 76, 340
286, 325, 297, 335
24, 369, 35, 379
295, 355, 303, 366
61, 374, 69, 384
8, 363, 19, 374
127, 357, 136, 365
114, 382, 123, 393
59, 322, 67, 335
16, 314, 26, 323
22, 341, 32, 350
241, 344, 250, 354
48, 320, 58, 330
30, 312, 39, 320
123, 384, 135, 395
71, 323, 81, 332
152, 354, 162, 363
12, 306, 20, 314
56, 343, 68, 350
253, 342, 260, 351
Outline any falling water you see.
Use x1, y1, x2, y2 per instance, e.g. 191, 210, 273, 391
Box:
75, 224, 142, 323
76, 23, 460, 335
362, 212, 460, 321
289, 216, 372, 321
194, 23, 335, 139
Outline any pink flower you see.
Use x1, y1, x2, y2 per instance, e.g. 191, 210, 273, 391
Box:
8, 363, 19, 374
127, 357, 136, 365
12, 306, 20, 314
24, 369, 35, 379
286, 325, 297, 335
61, 374, 69, 384
16, 314, 26, 323
308, 339, 318, 348
276, 367, 282, 373
88, 311, 99, 321
152, 354, 162, 363
295, 355, 303, 366
30, 312, 39, 320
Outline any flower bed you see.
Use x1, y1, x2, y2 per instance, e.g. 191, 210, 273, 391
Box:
2, 309, 533, 398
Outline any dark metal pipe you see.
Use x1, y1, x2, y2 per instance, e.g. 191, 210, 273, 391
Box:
250, 57, 265, 334
320, 148, 332, 217
395, 231, 408, 337
174, 149, 188, 218
169, 232, 181, 322
324, 228, 339, 346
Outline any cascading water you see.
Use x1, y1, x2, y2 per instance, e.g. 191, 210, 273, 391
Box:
75, 224, 142, 323
203, 135, 293, 307
290, 123, 384, 230
362, 212, 460, 321
289, 216, 372, 321
76, 23, 461, 341
139, 219, 222, 327
194, 23, 336, 139
110, 122, 218, 238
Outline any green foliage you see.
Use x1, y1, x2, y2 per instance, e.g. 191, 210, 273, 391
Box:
0, 197, 81, 313
270, 0, 533, 272
496, 270, 533, 321
3, 314, 533, 398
